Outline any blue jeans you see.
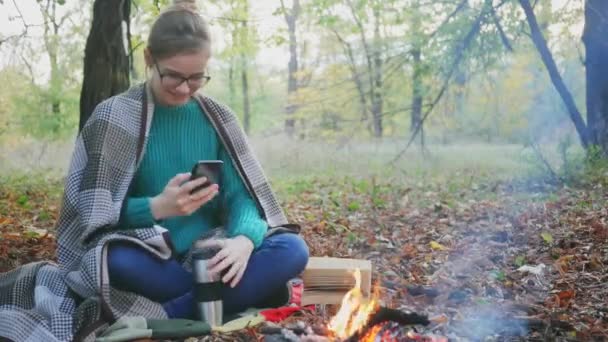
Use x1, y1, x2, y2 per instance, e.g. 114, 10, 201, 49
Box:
107, 233, 309, 319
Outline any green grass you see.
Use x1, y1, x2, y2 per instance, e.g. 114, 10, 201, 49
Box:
252, 139, 541, 201
0, 137, 581, 204
0, 171, 64, 196
255, 139, 529, 182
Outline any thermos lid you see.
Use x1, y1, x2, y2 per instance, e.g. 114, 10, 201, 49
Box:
192, 245, 222, 260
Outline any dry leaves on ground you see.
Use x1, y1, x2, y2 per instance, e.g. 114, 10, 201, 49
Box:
1, 177, 607, 341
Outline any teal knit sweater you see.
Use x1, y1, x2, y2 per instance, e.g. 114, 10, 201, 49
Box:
118, 99, 267, 254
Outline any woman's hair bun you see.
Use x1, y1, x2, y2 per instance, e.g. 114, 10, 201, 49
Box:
171, 0, 199, 12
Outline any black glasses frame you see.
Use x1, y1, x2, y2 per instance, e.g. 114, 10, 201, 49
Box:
154, 61, 211, 89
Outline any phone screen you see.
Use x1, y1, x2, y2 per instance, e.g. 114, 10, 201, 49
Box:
190, 160, 223, 194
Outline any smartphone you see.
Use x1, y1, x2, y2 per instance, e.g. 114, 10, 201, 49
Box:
190, 160, 224, 194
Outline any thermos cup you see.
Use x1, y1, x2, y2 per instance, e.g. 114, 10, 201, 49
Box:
192, 246, 223, 327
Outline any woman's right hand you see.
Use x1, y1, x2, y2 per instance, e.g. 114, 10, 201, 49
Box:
150, 173, 219, 221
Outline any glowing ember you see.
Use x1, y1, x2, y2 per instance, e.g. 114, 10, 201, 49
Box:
360, 324, 383, 342
327, 268, 379, 340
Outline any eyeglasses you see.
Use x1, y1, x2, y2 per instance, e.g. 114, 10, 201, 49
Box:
154, 62, 211, 90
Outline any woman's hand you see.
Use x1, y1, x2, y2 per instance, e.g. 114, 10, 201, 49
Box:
206, 236, 254, 288
150, 172, 219, 221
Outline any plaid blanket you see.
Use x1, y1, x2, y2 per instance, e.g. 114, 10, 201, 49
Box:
0, 83, 297, 342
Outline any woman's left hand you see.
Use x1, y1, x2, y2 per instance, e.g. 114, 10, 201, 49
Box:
207, 236, 254, 288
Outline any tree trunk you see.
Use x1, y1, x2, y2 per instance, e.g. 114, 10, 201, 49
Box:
411, 48, 423, 142
519, 0, 590, 148
282, 0, 300, 138
79, 0, 131, 131
39, 0, 63, 129
47, 0, 61, 117
454, 65, 467, 115
228, 57, 237, 111
332, 30, 370, 132
346, 0, 382, 137
409, 0, 424, 145
583, 0, 608, 155
370, 6, 383, 138
49, 41, 61, 117
241, 54, 251, 134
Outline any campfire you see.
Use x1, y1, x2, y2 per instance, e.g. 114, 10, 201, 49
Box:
262, 269, 447, 341
327, 269, 378, 340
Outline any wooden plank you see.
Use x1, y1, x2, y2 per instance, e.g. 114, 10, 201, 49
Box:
300, 257, 372, 305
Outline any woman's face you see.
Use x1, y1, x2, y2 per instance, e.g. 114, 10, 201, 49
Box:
146, 50, 210, 106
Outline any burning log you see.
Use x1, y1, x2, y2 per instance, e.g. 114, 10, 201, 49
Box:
260, 267, 447, 341
353, 321, 448, 342
260, 321, 330, 342
361, 307, 430, 327
405, 285, 440, 298
344, 307, 431, 342
260, 308, 440, 342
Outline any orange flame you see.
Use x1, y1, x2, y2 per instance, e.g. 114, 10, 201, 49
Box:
327, 268, 379, 340
360, 324, 383, 342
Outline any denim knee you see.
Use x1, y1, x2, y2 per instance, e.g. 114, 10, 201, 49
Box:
280, 234, 310, 274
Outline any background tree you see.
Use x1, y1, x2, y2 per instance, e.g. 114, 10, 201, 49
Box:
79, 0, 132, 131
582, 0, 608, 155
208, 0, 259, 134
517, 0, 608, 157
279, 0, 300, 138
0, 0, 599, 150
0, 0, 84, 141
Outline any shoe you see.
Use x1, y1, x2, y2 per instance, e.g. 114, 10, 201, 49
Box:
265, 277, 304, 308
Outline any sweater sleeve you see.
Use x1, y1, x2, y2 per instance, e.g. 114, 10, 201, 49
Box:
119, 197, 157, 229
218, 145, 267, 249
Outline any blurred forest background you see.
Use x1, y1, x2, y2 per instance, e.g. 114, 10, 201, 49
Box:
1, 1, 608, 340
0, 0, 602, 180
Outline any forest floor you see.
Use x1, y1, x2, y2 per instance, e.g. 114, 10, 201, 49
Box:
1, 144, 607, 341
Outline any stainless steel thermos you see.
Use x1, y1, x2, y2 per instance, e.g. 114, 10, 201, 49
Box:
192, 246, 223, 327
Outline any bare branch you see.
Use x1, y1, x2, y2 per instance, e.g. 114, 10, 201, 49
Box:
0, 32, 26, 48
345, 0, 375, 91
529, 138, 562, 183
490, 3, 514, 52
330, 28, 370, 121
390, 0, 492, 165
428, 0, 469, 40
210, 15, 254, 23
1, 0, 44, 47
59, 8, 76, 29
279, 0, 289, 23
20, 52, 36, 85
11, 0, 29, 29
519, 0, 590, 147
279, 0, 300, 26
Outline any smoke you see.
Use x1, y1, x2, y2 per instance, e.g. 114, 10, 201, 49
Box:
416, 202, 543, 340
451, 306, 529, 339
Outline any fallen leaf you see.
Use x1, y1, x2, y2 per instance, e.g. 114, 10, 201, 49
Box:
490, 269, 506, 282
558, 289, 575, 300
517, 264, 546, 275
430, 241, 448, 251
401, 243, 418, 258
556, 289, 576, 308
541, 232, 554, 244
514, 255, 526, 267
0, 217, 13, 226
588, 254, 604, 271
430, 314, 449, 324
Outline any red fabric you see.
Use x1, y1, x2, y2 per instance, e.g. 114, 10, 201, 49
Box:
260, 306, 314, 322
